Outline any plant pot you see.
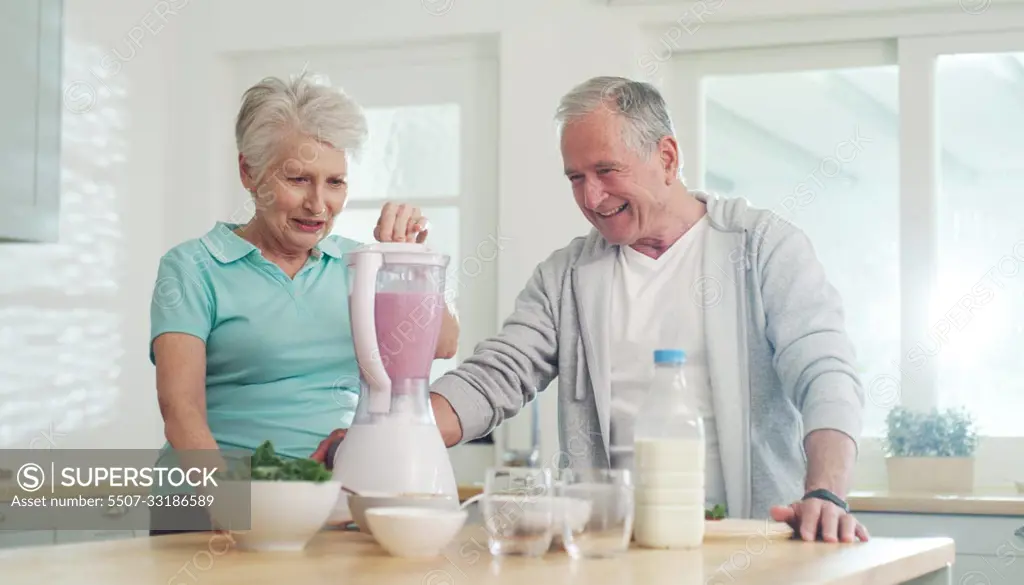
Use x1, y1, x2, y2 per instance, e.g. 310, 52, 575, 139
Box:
885, 457, 975, 494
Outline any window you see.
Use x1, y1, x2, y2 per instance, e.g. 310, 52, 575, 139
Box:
329, 102, 464, 384
933, 50, 1024, 437
343, 104, 461, 201
0, 37, 124, 448
668, 33, 1024, 442
670, 42, 901, 436
228, 40, 499, 387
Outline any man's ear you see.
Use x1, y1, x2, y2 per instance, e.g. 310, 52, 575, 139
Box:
659, 135, 681, 184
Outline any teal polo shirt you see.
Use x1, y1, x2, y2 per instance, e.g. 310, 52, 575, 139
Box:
149, 222, 362, 462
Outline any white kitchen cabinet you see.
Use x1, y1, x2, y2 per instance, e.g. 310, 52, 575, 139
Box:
54, 504, 151, 545
858, 512, 1024, 584
0, 0, 63, 243
0, 497, 53, 536
0, 530, 55, 549
0, 529, 142, 550
0, 499, 55, 549
0, 496, 149, 550
54, 529, 137, 545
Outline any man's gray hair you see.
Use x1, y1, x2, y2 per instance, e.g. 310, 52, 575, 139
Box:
555, 76, 676, 157
235, 71, 369, 184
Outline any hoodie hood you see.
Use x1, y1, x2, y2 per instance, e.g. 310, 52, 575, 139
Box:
693, 190, 758, 234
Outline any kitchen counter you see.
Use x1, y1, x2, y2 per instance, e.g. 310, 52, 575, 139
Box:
11, 483, 1017, 517
0, 524, 955, 585
457, 484, 483, 502
460, 484, 1024, 516
847, 490, 1024, 517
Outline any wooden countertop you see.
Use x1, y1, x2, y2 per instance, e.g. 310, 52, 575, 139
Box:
0, 523, 955, 585
457, 484, 483, 502
459, 485, 1024, 517
847, 490, 1024, 517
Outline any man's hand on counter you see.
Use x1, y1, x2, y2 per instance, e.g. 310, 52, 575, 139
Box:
770, 497, 870, 543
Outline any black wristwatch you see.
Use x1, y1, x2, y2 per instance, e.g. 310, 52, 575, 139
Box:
802, 488, 849, 512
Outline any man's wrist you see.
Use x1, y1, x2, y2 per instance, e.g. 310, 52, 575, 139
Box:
430, 392, 463, 447
805, 478, 848, 501
802, 488, 850, 512
805, 480, 846, 498
803, 429, 856, 501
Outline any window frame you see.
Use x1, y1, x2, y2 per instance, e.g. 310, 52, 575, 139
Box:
661, 27, 1024, 489
224, 40, 500, 448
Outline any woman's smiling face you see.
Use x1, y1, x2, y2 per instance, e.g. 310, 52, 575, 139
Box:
240, 134, 350, 254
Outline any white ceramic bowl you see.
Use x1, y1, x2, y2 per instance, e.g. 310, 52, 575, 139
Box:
348, 492, 458, 535
208, 480, 342, 552
366, 507, 468, 558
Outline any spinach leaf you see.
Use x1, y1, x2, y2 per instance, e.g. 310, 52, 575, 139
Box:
232, 440, 333, 482
705, 503, 727, 520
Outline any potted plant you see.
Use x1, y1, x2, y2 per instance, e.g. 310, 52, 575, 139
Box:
882, 406, 979, 494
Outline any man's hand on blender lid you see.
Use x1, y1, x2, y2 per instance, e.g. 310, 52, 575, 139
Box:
374, 202, 428, 243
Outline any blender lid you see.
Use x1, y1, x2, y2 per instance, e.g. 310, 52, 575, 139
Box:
344, 241, 450, 267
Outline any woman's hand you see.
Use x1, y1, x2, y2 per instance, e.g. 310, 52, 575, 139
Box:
310, 428, 348, 464
374, 202, 428, 243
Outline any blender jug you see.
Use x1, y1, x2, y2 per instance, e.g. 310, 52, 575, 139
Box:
328, 242, 459, 524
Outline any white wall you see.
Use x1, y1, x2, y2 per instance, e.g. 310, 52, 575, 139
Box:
0, 0, 178, 451
163, 0, 653, 468
168, 0, 1024, 490
10, 0, 1023, 490
6, 0, 646, 458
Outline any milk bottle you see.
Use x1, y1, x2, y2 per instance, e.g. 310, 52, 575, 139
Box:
632, 349, 706, 549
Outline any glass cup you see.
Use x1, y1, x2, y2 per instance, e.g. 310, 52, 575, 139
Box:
481, 467, 555, 557
556, 468, 635, 559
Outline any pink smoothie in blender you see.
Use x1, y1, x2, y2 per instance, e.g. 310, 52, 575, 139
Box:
374, 291, 445, 382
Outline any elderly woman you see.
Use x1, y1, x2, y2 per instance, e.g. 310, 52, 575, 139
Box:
148, 73, 458, 534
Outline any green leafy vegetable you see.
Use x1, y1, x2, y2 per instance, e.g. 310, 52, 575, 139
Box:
705, 504, 727, 520
226, 440, 333, 482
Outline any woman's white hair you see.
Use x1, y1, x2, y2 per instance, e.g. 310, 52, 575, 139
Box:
235, 71, 368, 184
555, 76, 676, 157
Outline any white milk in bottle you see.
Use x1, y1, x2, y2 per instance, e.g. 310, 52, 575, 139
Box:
632, 349, 706, 548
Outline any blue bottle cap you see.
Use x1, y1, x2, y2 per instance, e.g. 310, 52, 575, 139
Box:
654, 349, 686, 364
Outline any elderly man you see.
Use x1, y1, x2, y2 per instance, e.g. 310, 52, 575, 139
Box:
315, 76, 869, 543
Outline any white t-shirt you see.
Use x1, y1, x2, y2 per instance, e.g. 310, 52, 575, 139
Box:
607, 216, 726, 507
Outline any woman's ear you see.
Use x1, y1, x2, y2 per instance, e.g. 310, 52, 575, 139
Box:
238, 153, 255, 191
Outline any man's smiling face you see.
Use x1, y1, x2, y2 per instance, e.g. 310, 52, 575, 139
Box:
561, 107, 674, 246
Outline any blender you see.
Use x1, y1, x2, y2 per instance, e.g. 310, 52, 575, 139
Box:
327, 241, 459, 524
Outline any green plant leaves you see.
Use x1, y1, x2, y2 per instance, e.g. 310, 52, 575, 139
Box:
705, 503, 727, 520
219, 440, 334, 482
883, 406, 979, 457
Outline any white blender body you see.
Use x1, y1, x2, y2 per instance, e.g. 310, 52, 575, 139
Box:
328, 242, 458, 524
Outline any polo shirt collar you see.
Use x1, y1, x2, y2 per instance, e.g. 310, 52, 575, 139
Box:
200, 222, 345, 263
316, 236, 345, 259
